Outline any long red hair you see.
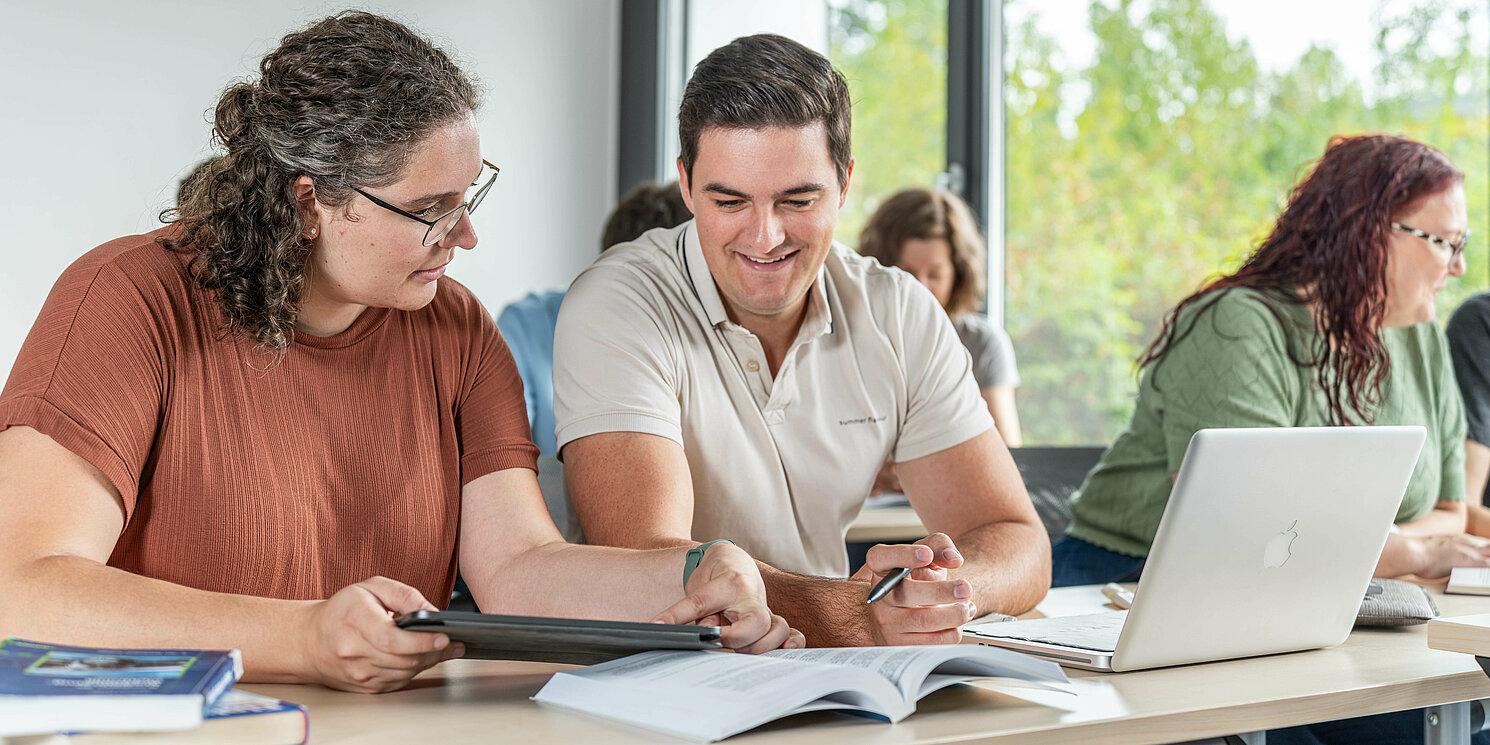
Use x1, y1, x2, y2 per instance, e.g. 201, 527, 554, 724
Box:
1141, 134, 1464, 424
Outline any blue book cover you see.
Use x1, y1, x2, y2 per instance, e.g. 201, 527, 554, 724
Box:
0, 638, 242, 737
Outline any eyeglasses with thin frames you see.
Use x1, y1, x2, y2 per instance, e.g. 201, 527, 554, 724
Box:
342, 160, 500, 247
1392, 221, 1470, 264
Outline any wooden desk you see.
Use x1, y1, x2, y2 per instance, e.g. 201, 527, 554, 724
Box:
238, 586, 1490, 745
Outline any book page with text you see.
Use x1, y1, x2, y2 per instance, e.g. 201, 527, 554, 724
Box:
765, 645, 1069, 701
533, 650, 908, 742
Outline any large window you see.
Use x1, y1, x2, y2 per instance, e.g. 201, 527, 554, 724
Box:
633, 1, 1489, 447
828, 0, 951, 242
1004, 0, 1489, 444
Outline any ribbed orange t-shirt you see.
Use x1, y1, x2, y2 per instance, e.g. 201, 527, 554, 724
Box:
0, 228, 538, 604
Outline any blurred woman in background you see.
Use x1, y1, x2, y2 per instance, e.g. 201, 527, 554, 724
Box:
861, 187, 1023, 446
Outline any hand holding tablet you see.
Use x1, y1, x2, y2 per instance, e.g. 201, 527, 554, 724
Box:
395, 611, 722, 665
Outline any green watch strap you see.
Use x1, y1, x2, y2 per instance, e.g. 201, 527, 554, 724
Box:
683, 539, 735, 589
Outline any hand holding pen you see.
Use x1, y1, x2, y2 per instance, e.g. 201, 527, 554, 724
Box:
854, 534, 976, 645
866, 567, 913, 603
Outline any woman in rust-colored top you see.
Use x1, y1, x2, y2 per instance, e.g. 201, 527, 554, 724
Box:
0, 11, 799, 694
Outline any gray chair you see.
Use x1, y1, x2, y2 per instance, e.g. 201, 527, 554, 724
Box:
845, 445, 1107, 574
1009, 446, 1106, 542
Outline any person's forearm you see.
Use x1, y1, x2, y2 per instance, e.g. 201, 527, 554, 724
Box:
1466, 440, 1490, 506
1374, 533, 1425, 578
758, 565, 875, 646
470, 540, 698, 621
753, 521, 1052, 646
0, 555, 312, 683
1395, 506, 1468, 537
950, 520, 1050, 616
984, 387, 1022, 449
1470, 504, 1490, 538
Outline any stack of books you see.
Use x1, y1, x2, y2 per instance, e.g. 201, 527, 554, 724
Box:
0, 638, 306, 744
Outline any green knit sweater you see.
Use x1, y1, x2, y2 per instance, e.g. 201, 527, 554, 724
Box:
1067, 287, 1467, 558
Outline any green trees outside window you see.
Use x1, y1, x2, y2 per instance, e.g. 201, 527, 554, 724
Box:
832, 0, 1488, 445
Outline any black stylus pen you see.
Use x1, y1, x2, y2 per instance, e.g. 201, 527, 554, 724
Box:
865, 567, 913, 604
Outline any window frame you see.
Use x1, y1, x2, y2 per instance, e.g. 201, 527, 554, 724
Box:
946, 0, 1003, 325
616, 0, 689, 197
620, 0, 1006, 322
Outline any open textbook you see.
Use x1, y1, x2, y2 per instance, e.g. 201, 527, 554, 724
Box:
1446, 567, 1490, 596
532, 644, 1071, 742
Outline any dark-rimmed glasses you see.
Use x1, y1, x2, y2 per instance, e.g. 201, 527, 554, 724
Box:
344, 160, 500, 247
1393, 221, 1470, 263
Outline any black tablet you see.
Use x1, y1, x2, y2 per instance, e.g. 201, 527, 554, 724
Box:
395, 610, 723, 665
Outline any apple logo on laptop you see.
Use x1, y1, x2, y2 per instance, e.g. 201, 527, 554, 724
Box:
1263, 520, 1299, 569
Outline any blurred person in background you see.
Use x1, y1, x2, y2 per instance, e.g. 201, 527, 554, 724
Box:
860, 187, 1022, 497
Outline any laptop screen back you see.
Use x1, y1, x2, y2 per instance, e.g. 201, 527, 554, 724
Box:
1110, 425, 1425, 671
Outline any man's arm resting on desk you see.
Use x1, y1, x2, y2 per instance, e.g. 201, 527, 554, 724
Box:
755, 537, 975, 646
564, 431, 1020, 647
0, 426, 457, 694
897, 428, 1051, 618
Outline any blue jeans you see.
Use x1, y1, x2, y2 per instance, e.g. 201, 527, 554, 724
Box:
1050, 535, 1146, 587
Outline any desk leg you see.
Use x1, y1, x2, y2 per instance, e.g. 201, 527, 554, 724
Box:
1425, 702, 1471, 745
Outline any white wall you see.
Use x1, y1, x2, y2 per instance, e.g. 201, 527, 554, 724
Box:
0, 1, 619, 379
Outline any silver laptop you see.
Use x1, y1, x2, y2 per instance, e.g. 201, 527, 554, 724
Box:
964, 425, 1425, 672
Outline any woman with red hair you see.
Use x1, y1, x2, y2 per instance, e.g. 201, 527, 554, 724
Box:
1059, 135, 1485, 744
1056, 134, 1487, 591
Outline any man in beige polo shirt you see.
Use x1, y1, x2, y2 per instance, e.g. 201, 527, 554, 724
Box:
554, 34, 1049, 646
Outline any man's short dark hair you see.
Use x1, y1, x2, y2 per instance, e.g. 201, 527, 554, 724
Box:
601, 181, 691, 252
678, 34, 852, 189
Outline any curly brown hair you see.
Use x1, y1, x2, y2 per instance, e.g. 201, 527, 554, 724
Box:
858, 188, 987, 316
159, 11, 481, 352
1141, 134, 1464, 424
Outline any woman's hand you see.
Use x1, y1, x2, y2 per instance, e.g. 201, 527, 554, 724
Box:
297, 577, 464, 693
1412, 533, 1490, 579
651, 543, 805, 654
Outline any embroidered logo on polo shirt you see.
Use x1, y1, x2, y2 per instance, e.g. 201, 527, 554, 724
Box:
838, 414, 888, 426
